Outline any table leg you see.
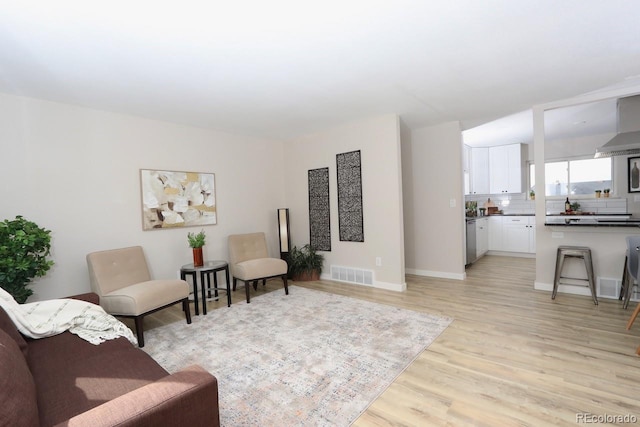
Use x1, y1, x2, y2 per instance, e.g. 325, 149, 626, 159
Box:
200, 271, 207, 315
213, 271, 219, 299
225, 266, 231, 307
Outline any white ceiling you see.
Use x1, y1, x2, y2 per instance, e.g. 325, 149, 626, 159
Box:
1, 1, 640, 140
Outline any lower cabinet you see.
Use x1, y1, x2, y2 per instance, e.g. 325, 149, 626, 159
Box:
476, 218, 488, 257
488, 216, 535, 254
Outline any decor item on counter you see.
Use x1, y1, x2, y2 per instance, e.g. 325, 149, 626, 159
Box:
629, 157, 640, 193
603, 188, 610, 197
565, 197, 571, 212
142, 286, 452, 427
465, 201, 478, 217
479, 207, 486, 216
140, 169, 217, 230
308, 167, 331, 251
570, 201, 581, 212
288, 244, 325, 281
188, 229, 206, 267
529, 190, 535, 200
595, 190, 602, 198
336, 150, 364, 242
0, 216, 54, 303
277, 208, 292, 260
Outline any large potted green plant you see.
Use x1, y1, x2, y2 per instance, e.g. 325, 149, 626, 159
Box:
288, 244, 324, 281
0, 216, 54, 303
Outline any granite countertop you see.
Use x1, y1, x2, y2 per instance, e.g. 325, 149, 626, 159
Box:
544, 217, 640, 227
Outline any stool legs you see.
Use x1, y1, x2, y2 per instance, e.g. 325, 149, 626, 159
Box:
552, 246, 597, 305
582, 251, 598, 305
552, 249, 565, 300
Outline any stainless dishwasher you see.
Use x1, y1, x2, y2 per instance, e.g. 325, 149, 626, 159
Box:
466, 219, 477, 265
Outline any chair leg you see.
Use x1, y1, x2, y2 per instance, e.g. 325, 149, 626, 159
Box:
621, 255, 629, 300
134, 316, 145, 348
252, 280, 258, 291
282, 274, 289, 295
182, 298, 192, 324
262, 279, 266, 287
232, 277, 237, 291
245, 281, 251, 303
627, 303, 640, 330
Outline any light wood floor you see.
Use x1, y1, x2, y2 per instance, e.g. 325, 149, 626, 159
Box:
142, 256, 640, 426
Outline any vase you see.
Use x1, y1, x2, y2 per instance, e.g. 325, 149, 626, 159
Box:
192, 247, 204, 267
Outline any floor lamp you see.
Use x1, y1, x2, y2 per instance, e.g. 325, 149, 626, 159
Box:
277, 208, 291, 262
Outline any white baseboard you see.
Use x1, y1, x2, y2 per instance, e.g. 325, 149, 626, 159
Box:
405, 268, 466, 281
534, 281, 594, 297
487, 251, 535, 258
319, 273, 407, 292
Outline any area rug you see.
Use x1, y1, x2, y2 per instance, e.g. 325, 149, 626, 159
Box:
142, 286, 452, 426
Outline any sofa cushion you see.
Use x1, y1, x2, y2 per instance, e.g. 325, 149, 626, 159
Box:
0, 327, 39, 427
27, 331, 168, 426
0, 305, 29, 357
234, 258, 287, 281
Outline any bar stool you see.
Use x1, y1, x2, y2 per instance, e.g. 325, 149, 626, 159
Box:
552, 246, 598, 305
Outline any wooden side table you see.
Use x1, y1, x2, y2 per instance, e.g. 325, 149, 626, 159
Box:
180, 260, 231, 315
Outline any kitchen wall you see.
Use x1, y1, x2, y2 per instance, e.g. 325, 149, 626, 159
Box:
283, 114, 406, 290
403, 121, 466, 279
0, 93, 286, 301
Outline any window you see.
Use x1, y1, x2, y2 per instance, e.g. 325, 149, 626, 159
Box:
529, 157, 612, 197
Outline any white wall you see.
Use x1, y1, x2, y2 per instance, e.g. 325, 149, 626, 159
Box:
283, 115, 406, 290
0, 93, 286, 301
403, 121, 466, 279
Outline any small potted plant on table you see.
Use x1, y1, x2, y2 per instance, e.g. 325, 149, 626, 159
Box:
187, 229, 206, 267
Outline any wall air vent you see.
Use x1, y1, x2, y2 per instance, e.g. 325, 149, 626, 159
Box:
330, 265, 374, 286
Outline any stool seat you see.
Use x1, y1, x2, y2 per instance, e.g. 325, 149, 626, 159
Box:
552, 246, 598, 305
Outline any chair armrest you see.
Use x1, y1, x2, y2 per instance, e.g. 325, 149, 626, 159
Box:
66, 292, 100, 305
57, 365, 219, 427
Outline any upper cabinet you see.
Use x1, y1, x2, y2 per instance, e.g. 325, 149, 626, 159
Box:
488, 143, 525, 194
470, 147, 489, 194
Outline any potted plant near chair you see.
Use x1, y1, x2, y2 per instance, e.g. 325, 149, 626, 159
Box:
288, 244, 324, 281
187, 229, 206, 267
0, 216, 54, 303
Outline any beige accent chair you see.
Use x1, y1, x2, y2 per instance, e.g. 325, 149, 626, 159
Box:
86, 246, 191, 347
228, 232, 288, 303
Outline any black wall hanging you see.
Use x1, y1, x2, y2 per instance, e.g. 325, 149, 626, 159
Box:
308, 167, 331, 251
336, 150, 364, 242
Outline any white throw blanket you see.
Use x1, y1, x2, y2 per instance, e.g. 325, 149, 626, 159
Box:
0, 287, 137, 346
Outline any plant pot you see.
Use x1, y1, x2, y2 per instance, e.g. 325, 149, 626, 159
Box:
192, 247, 204, 267
595, 192, 601, 198
292, 270, 320, 281
604, 193, 610, 198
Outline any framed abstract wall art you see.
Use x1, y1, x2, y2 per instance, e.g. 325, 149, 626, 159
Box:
308, 167, 331, 251
140, 169, 217, 230
336, 150, 364, 242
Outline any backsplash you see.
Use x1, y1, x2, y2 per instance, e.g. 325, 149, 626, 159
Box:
545, 198, 627, 215
465, 194, 534, 214
464, 193, 628, 215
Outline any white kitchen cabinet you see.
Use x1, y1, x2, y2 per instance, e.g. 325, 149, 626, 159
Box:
489, 144, 524, 194
488, 216, 503, 251
476, 217, 488, 257
502, 216, 535, 253
470, 147, 489, 194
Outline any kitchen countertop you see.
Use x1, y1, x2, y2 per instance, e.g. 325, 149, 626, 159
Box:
545, 217, 640, 227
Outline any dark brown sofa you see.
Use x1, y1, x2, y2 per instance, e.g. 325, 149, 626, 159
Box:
0, 293, 220, 427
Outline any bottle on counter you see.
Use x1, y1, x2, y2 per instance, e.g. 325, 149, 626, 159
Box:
565, 197, 571, 213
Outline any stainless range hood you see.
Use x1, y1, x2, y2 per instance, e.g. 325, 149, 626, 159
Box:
595, 95, 640, 158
